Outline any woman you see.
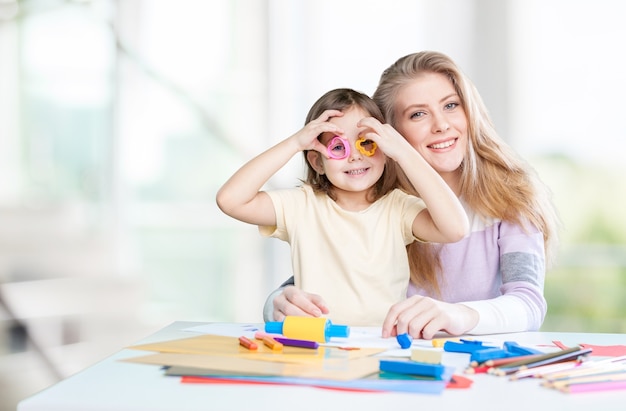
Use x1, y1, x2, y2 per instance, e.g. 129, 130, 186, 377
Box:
263, 51, 559, 339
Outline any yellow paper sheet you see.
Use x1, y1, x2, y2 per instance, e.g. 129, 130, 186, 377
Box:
122, 352, 381, 381
128, 334, 384, 364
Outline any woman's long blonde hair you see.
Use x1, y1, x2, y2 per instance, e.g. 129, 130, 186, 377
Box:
373, 51, 560, 295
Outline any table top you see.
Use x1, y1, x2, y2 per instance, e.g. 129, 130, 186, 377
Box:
18, 321, 626, 411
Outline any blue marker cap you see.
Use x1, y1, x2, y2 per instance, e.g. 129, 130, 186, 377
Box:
396, 333, 413, 349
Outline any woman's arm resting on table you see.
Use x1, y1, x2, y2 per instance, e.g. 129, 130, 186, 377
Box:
383, 219, 548, 339
463, 229, 548, 334
382, 268, 546, 339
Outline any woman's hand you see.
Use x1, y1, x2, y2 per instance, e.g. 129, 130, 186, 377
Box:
271, 286, 330, 322
381, 295, 479, 340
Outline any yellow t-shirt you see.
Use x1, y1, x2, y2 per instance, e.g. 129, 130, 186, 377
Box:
260, 185, 426, 326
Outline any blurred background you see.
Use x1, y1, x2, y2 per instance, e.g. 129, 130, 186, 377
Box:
1, 0, 625, 409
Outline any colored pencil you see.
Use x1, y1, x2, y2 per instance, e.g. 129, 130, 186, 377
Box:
493, 347, 591, 376
548, 364, 626, 381
561, 379, 626, 394
547, 371, 626, 389
465, 365, 490, 374
483, 354, 538, 367
510, 360, 580, 380
543, 356, 626, 382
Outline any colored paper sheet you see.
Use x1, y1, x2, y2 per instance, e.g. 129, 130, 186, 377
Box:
127, 334, 384, 364
123, 329, 456, 392
176, 367, 455, 394
446, 374, 474, 389
164, 361, 456, 395
122, 352, 382, 381
552, 340, 626, 357
579, 343, 626, 357
171, 359, 456, 394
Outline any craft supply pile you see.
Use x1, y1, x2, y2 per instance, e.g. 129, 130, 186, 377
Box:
123, 316, 626, 395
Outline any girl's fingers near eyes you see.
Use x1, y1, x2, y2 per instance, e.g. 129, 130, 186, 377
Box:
318, 109, 343, 122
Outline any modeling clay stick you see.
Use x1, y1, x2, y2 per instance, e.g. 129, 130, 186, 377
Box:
261, 336, 283, 350
379, 360, 445, 379
273, 337, 319, 349
238, 336, 258, 350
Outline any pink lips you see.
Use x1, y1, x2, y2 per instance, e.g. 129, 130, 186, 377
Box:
428, 137, 457, 151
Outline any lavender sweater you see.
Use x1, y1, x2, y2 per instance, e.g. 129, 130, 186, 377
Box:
413, 202, 547, 334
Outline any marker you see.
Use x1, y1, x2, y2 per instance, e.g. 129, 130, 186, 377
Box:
238, 336, 258, 350
494, 347, 592, 376
273, 337, 319, 349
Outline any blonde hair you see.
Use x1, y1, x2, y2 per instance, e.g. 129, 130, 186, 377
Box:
373, 51, 560, 294
303, 88, 400, 202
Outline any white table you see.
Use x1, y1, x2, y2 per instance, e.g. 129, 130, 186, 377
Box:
18, 321, 626, 411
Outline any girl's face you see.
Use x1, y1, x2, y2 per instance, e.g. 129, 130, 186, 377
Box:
393, 72, 468, 188
310, 107, 386, 204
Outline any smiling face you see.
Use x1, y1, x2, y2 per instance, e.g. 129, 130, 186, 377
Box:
393, 72, 468, 190
306, 107, 386, 207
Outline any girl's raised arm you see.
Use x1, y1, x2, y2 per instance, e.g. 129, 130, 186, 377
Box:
216, 110, 343, 227
358, 118, 469, 243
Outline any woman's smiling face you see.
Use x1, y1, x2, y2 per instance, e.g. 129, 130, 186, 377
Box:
393, 72, 468, 186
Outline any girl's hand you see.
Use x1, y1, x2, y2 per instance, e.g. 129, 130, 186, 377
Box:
272, 286, 330, 321
356, 117, 413, 161
292, 110, 345, 155
381, 295, 479, 340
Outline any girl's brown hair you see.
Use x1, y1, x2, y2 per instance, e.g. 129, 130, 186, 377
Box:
303, 88, 401, 203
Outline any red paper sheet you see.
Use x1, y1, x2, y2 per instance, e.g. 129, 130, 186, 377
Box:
552, 341, 626, 356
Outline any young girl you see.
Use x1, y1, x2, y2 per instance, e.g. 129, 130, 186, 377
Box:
216, 88, 468, 326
